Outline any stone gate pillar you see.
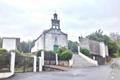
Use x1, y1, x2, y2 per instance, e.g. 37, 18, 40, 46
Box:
56, 54, 58, 65
41, 51, 44, 66
38, 57, 42, 72
33, 55, 37, 72
10, 52, 15, 74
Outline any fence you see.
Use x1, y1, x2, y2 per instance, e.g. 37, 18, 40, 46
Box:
0, 53, 11, 72
44, 51, 56, 65
15, 54, 34, 73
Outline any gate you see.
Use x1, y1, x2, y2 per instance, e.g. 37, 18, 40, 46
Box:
15, 54, 34, 73
0, 53, 10, 72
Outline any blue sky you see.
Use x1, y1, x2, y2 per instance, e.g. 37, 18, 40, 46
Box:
0, 0, 120, 41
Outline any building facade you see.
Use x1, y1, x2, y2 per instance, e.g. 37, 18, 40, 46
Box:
31, 13, 68, 52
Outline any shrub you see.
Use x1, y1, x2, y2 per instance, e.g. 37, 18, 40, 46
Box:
108, 41, 119, 56
57, 47, 73, 60
57, 47, 67, 54
111, 53, 120, 58
58, 50, 72, 61
0, 48, 8, 55
80, 48, 90, 57
10, 49, 21, 54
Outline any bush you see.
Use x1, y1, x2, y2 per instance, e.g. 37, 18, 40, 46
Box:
58, 50, 72, 60
108, 41, 119, 56
57, 47, 73, 60
57, 47, 67, 54
0, 48, 8, 55
10, 49, 21, 54
80, 48, 90, 57
111, 53, 120, 58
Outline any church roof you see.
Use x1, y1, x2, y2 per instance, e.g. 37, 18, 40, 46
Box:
34, 28, 67, 42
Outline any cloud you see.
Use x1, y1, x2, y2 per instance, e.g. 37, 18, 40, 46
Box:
0, 0, 120, 41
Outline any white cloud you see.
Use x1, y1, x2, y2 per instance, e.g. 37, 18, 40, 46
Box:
0, 0, 120, 41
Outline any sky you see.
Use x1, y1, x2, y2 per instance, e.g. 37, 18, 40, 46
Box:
0, 0, 120, 41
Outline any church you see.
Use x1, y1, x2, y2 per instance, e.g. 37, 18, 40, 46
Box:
31, 13, 68, 52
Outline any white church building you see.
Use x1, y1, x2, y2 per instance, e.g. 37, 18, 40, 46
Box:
31, 13, 68, 52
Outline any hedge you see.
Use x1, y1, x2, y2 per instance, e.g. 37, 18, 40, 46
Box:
0, 48, 8, 55
80, 48, 90, 57
57, 47, 73, 61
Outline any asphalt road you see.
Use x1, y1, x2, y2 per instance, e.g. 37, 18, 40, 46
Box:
5, 65, 114, 80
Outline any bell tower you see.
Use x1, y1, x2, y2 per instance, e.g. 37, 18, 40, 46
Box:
51, 13, 60, 30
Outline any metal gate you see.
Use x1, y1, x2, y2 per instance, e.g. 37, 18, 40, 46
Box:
15, 54, 34, 73
0, 53, 10, 72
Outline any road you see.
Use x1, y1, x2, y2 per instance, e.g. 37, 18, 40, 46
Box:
5, 65, 114, 80
5, 56, 120, 80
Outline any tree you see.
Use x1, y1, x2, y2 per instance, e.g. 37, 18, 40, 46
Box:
110, 32, 120, 43
18, 41, 35, 53
108, 41, 120, 56
86, 29, 120, 56
0, 37, 2, 48
86, 29, 104, 42
68, 40, 78, 53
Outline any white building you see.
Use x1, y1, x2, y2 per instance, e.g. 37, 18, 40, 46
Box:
31, 13, 68, 52
2, 37, 20, 51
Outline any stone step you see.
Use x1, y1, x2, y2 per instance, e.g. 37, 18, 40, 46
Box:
73, 54, 96, 68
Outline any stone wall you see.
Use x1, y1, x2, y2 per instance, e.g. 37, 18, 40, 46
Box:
89, 40, 100, 55
79, 38, 109, 65
79, 38, 108, 57
58, 61, 69, 67
44, 60, 69, 67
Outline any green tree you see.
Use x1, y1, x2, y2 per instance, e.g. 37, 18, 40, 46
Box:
108, 41, 119, 56
86, 29, 104, 42
110, 32, 120, 43
18, 41, 35, 53
0, 37, 2, 48
68, 40, 78, 53
86, 29, 120, 56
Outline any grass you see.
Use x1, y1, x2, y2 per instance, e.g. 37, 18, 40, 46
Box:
15, 67, 33, 73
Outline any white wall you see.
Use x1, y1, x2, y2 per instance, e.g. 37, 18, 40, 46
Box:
45, 33, 54, 50
32, 29, 68, 52
58, 34, 68, 48
2, 39, 16, 51
31, 35, 44, 52
45, 30, 68, 51
99, 42, 106, 58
